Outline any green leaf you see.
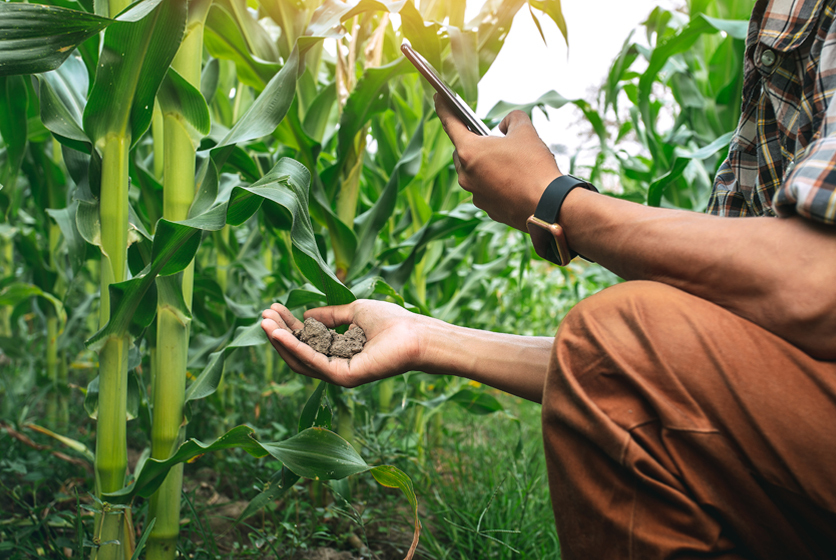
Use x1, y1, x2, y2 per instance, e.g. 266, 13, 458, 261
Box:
46, 203, 87, 275
36, 55, 92, 154
637, 14, 719, 152
260, 427, 369, 480
298, 380, 331, 433
218, 0, 279, 63
234, 466, 300, 526
0, 75, 28, 194
485, 89, 574, 121
528, 0, 568, 46
338, 59, 410, 162
0, 4, 109, 76
702, 15, 748, 40
103, 426, 268, 502
129, 518, 155, 560
469, 0, 526, 77
447, 26, 479, 104
381, 205, 481, 290
305, 0, 408, 38
86, 158, 353, 350
350, 277, 405, 307
371, 465, 420, 559
83, 0, 187, 147
0, 283, 66, 328
0, 0, 166, 76
302, 82, 337, 143
156, 68, 211, 139
184, 321, 264, 406
350, 118, 424, 277
204, 4, 279, 91
214, 41, 323, 150
448, 388, 504, 415
647, 130, 733, 207
284, 285, 326, 309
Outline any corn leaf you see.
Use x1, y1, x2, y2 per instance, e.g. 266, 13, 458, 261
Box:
83, 0, 187, 146
36, 55, 91, 154
156, 68, 212, 140
527, 0, 568, 46
447, 25, 479, 104
350, 118, 424, 277
381, 205, 482, 290
204, 4, 279, 91
0, 75, 28, 189
86, 157, 353, 351
0, 0, 166, 76
647, 130, 733, 207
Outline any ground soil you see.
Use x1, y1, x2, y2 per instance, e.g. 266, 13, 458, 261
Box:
293, 318, 366, 359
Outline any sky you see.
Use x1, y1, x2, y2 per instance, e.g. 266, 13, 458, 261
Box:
469, 0, 677, 156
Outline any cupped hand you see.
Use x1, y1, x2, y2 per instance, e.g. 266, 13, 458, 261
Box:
434, 95, 561, 231
261, 299, 429, 388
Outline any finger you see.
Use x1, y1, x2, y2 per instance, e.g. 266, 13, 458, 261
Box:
499, 110, 533, 136
261, 319, 311, 373
269, 303, 304, 330
452, 150, 465, 180
304, 302, 357, 328
266, 324, 330, 380
262, 308, 292, 331
434, 94, 472, 147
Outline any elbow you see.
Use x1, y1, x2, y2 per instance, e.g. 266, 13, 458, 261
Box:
773, 285, 836, 361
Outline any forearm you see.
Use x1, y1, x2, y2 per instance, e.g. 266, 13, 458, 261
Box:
417, 317, 553, 403
561, 188, 836, 359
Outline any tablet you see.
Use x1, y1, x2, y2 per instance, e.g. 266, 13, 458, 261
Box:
401, 43, 490, 136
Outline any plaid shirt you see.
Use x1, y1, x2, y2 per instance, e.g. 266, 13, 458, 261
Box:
708, 0, 836, 225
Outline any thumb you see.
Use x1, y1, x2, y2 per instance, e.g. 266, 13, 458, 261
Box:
434, 94, 472, 147
304, 302, 357, 328
499, 110, 534, 136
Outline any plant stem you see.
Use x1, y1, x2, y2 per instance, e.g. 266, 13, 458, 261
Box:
263, 239, 274, 384
0, 239, 12, 335
46, 315, 59, 427
92, 134, 131, 560
147, 7, 208, 555
152, 100, 164, 181
378, 378, 394, 412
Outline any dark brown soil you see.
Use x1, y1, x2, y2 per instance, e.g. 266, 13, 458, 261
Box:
293, 318, 366, 359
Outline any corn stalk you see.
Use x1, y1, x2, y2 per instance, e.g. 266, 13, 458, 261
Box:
146, 1, 212, 556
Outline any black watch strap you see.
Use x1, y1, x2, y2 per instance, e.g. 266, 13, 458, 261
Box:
534, 175, 598, 260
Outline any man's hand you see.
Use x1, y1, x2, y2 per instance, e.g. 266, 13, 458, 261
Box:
434, 95, 561, 231
261, 300, 429, 388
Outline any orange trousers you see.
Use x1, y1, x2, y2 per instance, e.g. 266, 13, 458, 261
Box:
542, 281, 836, 559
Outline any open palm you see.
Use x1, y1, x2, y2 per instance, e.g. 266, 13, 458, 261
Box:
261, 299, 428, 388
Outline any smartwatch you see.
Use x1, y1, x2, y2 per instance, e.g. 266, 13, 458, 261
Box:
526, 175, 598, 266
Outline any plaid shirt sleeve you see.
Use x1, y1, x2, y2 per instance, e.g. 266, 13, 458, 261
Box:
774, 124, 836, 224
708, 0, 836, 226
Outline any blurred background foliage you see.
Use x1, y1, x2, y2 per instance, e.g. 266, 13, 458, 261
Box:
0, 0, 752, 557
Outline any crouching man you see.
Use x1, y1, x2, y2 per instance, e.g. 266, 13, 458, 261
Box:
264, 0, 836, 556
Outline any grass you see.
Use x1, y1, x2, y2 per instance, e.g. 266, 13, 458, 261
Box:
0, 258, 617, 559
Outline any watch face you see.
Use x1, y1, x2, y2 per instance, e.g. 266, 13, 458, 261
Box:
526, 216, 572, 266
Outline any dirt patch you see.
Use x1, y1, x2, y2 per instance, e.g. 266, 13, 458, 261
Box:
293, 548, 359, 560
293, 318, 366, 359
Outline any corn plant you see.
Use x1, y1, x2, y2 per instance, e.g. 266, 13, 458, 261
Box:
1, 0, 573, 555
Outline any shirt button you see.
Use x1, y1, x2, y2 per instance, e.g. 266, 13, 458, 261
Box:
761, 49, 776, 67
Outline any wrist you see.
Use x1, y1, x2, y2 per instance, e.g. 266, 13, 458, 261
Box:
413, 315, 461, 376
527, 174, 597, 265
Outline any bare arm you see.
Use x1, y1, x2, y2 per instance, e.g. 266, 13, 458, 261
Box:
435, 100, 836, 360
561, 189, 836, 359
261, 301, 553, 404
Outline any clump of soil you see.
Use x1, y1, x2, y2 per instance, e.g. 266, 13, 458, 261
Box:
293, 317, 366, 358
